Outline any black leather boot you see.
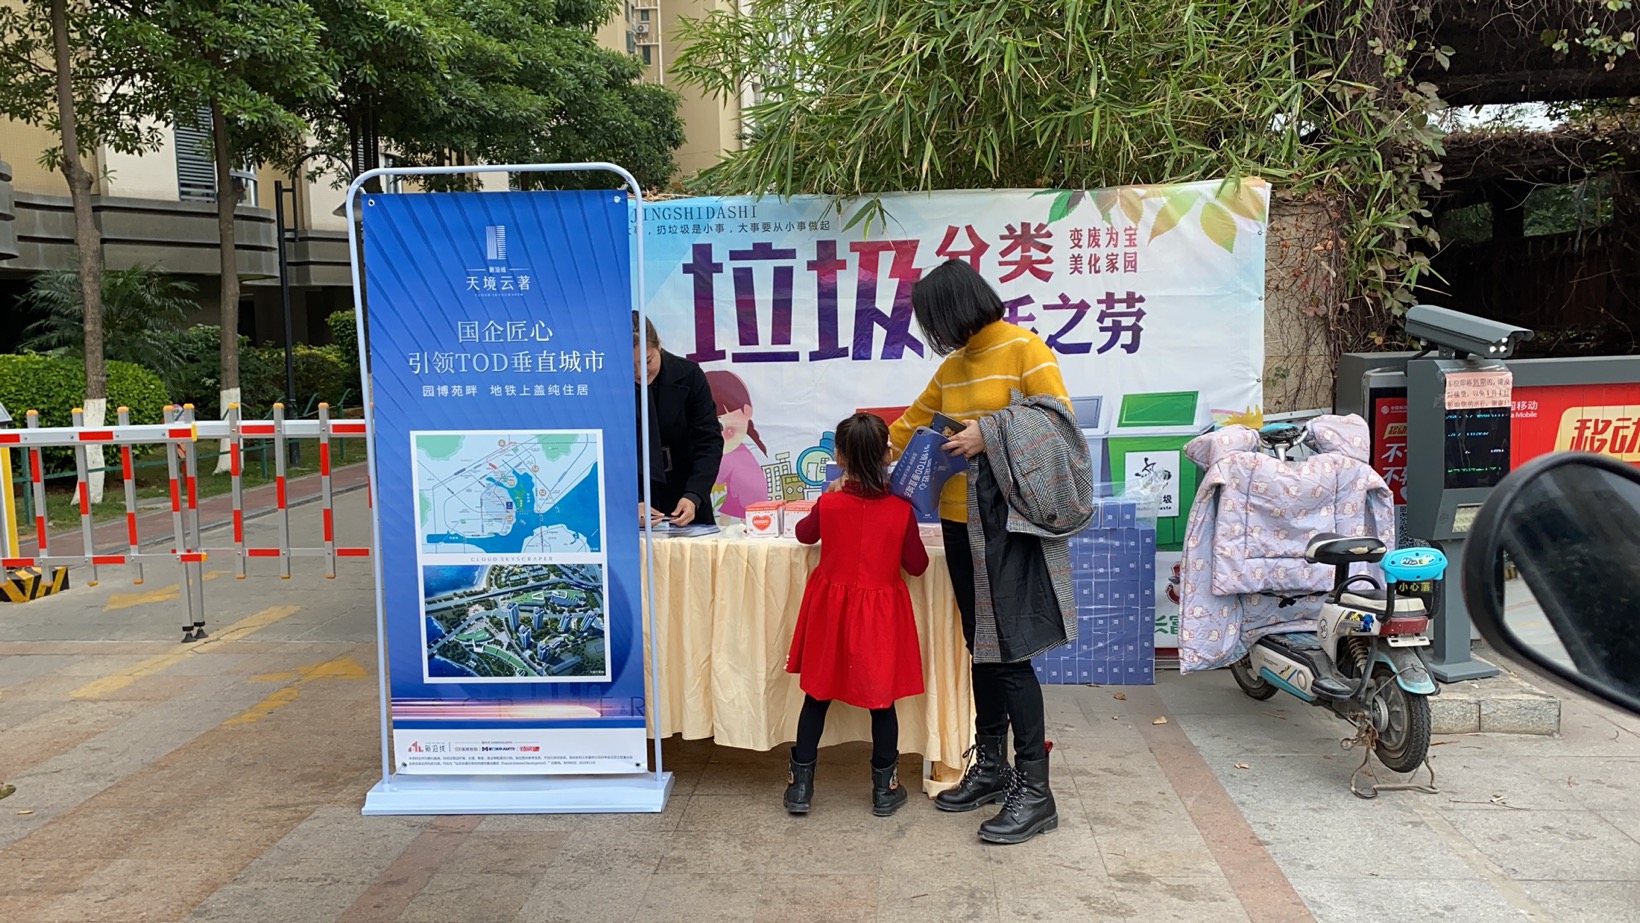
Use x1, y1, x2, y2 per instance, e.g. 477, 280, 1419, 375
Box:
977, 756, 1057, 844
784, 752, 815, 814
871, 760, 908, 817
934, 734, 1008, 813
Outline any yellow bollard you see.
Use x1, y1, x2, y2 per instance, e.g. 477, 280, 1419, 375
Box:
0, 444, 17, 559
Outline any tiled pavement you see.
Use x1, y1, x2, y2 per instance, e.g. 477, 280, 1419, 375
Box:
0, 492, 1635, 922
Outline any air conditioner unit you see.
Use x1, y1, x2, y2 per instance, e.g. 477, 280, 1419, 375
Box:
634, 22, 650, 35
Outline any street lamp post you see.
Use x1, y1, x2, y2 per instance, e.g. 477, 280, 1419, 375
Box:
273, 180, 300, 467
273, 152, 351, 467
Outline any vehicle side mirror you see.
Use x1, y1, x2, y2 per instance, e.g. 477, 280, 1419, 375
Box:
1462, 452, 1640, 715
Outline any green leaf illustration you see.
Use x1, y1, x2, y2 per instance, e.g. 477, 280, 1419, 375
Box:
1201, 200, 1238, 252
1047, 189, 1075, 223
1149, 190, 1200, 242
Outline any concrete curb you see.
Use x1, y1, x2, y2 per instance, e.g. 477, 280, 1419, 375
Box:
1432, 659, 1561, 735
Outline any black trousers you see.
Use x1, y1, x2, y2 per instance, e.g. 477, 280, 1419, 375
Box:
793, 695, 898, 768
943, 520, 1048, 763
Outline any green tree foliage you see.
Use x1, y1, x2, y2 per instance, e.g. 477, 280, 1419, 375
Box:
0, 2, 163, 159
19, 265, 197, 374
0, 0, 168, 407
108, 0, 332, 402
298, 0, 684, 192
674, 0, 1453, 344
677, 1, 1318, 196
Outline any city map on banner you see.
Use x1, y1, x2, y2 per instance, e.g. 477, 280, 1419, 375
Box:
363, 190, 646, 775
638, 179, 1269, 646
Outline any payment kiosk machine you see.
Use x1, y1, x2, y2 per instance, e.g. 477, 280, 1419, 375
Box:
1338, 305, 1534, 682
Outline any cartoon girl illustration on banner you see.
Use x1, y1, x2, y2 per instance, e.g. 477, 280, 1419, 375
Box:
706, 369, 771, 520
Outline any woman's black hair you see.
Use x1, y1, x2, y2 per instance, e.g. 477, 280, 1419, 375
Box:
910, 259, 1006, 356
833, 412, 890, 496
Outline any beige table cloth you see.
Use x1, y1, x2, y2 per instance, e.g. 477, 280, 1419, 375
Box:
642, 525, 975, 786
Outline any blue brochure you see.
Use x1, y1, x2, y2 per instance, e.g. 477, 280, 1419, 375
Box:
890, 427, 968, 519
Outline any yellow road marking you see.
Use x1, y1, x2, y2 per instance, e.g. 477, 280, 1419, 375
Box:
70, 605, 302, 700
225, 654, 367, 726
105, 571, 225, 611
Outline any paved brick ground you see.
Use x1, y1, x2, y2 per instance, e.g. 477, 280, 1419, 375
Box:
0, 492, 1636, 922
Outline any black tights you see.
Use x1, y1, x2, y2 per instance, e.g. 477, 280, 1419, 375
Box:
792, 695, 898, 768
943, 520, 1050, 763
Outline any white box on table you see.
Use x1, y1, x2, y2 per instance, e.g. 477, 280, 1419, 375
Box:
781, 500, 816, 538
743, 501, 785, 538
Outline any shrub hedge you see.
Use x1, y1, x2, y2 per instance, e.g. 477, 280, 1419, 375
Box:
0, 354, 169, 427
0, 355, 170, 472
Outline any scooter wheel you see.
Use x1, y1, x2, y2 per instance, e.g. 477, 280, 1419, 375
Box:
1370, 665, 1432, 773
1230, 657, 1279, 700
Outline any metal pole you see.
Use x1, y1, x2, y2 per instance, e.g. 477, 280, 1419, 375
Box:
275, 181, 301, 468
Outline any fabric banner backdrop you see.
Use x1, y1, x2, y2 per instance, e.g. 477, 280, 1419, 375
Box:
363, 189, 648, 774
638, 179, 1270, 647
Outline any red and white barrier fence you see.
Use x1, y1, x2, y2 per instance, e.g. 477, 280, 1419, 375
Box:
0, 402, 370, 640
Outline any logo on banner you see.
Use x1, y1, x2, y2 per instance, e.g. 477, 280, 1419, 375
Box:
1555, 405, 1640, 460
467, 224, 532, 296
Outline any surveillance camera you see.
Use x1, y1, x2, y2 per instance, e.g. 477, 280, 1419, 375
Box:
1404, 304, 1534, 360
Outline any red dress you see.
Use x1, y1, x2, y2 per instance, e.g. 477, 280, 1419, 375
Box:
785, 485, 930, 709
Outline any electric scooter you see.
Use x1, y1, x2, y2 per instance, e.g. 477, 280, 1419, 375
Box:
1226, 424, 1447, 791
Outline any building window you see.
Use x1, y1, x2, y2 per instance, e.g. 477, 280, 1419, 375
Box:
642, 45, 652, 65
174, 107, 257, 206
639, 8, 650, 20
174, 110, 217, 203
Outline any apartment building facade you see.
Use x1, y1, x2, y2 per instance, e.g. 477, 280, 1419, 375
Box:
595, 0, 750, 177
0, 116, 359, 351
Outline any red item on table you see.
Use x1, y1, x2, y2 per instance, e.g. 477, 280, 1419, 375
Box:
785, 485, 928, 710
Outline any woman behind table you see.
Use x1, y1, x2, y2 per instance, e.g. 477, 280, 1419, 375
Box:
888, 258, 1071, 845
634, 314, 724, 526
783, 412, 928, 817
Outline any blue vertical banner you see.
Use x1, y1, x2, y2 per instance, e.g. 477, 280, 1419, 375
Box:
363, 189, 646, 775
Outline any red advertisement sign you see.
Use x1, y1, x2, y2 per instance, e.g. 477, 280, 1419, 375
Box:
1511, 382, 1640, 469
1370, 392, 1409, 505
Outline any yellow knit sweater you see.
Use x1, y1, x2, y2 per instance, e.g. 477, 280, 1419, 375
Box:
888, 321, 1072, 522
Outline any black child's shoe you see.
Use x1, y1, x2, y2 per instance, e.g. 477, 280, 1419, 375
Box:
871, 759, 908, 817
784, 752, 815, 814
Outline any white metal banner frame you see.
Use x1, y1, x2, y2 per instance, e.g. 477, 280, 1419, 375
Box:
344, 162, 672, 816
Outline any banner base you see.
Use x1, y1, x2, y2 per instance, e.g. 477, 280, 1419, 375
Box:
362, 772, 674, 816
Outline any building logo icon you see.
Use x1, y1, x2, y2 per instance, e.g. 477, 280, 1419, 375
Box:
485, 225, 507, 262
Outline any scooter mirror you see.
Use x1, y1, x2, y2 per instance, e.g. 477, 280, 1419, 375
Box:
1462, 452, 1640, 716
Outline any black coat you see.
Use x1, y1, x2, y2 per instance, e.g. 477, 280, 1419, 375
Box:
637, 351, 724, 522
972, 455, 1068, 662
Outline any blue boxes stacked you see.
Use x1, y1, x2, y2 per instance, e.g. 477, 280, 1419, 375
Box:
1033, 496, 1158, 685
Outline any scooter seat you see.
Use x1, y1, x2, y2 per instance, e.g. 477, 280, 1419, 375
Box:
1339, 589, 1426, 615
1306, 532, 1387, 566
1262, 631, 1321, 651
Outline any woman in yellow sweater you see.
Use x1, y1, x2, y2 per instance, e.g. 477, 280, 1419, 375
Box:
889, 258, 1070, 845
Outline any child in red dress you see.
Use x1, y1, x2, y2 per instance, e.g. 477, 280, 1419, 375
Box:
783, 412, 929, 816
